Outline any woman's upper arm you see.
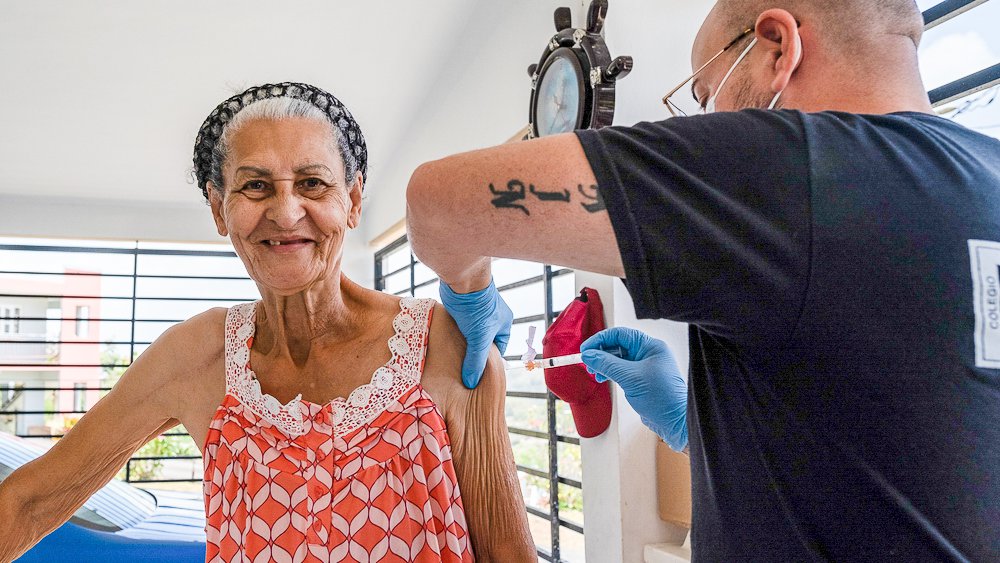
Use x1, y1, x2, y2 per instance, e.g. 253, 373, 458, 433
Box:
445, 349, 535, 562
0, 320, 198, 559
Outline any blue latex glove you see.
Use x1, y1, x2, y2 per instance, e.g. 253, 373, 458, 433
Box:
580, 327, 689, 452
439, 279, 513, 388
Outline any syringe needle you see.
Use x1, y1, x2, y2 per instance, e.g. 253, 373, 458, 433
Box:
516, 346, 625, 371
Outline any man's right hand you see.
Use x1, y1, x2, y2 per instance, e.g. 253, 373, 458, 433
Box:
439, 278, 513, 389
581, 327, 689, 452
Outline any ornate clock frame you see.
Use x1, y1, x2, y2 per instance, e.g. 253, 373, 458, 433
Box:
527, 0, 633, 139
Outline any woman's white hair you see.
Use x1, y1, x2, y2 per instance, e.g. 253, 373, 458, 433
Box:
207, 97, 360, 193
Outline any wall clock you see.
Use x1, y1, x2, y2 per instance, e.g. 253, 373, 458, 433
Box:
527, 0, 632, 139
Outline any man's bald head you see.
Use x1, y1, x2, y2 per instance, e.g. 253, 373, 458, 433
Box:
714, 0, 924, 52
685, 0, 933, 115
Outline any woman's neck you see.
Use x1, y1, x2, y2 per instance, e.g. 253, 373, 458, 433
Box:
254, 273, 365, 366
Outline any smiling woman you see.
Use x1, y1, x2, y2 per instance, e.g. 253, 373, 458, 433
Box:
0, 83, 535, 563
207, 115, 362, 294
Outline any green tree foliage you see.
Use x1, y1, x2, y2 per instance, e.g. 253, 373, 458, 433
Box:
118, 432, 198, 482
99, 348, 132, 391
506, 397, 584, 514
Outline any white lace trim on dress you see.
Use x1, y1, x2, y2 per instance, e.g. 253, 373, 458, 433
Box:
223, 297, 434, 438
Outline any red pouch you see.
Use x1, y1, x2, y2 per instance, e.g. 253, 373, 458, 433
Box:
542, 287, 612, 438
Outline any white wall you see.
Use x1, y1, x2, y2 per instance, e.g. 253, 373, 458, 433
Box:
360, 0, 714, 255
360, 0, 579, 245
0, 195, 220, 243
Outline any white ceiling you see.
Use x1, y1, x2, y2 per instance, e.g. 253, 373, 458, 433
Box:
8, 1, 994, 243
0, 0, 487, 205
0, 0, 711, 246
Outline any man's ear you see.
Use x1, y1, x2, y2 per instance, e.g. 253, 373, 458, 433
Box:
207, 183, 229, 237
347, 171, 363, 229
754, 9, 803, 95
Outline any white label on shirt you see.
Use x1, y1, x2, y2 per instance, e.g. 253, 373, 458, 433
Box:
969, 239, 1000, 369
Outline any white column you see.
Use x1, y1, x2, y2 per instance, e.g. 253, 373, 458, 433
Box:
577, 272, 689, 563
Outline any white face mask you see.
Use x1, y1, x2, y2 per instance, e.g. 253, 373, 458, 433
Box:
704, 35, 801, 113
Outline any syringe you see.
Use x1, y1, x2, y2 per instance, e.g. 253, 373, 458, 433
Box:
521, 346, 625, 371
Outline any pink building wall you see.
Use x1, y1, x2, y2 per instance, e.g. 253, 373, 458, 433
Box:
1, 270, 103, 424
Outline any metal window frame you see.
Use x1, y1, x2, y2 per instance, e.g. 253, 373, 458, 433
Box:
375, 236, 583, 563
0, 241, 254, 483
923, 0, 1000, 107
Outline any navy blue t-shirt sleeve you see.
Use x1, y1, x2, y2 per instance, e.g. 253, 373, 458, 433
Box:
575, 110, 812, 344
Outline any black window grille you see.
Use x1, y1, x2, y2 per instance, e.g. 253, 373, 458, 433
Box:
923, 1, 1000, 117
0, 239, 256, 485
375, 236, 584, 563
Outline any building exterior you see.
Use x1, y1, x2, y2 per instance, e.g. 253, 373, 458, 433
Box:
0, 270, 102, 437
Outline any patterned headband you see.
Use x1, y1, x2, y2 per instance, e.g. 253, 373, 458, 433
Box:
192, 82, 368, 199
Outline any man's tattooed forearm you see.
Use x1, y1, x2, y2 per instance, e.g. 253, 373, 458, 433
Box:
489, 179, 605, 215
577, 184, 606, 213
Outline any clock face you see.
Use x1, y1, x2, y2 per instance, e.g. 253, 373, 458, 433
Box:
534, 49, 584, 137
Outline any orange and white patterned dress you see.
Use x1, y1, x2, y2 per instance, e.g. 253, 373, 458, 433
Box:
202, 298, 474, 562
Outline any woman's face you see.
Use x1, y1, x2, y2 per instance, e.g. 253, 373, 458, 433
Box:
207, 117, 363, 294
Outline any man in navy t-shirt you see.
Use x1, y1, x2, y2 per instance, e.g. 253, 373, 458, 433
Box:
406, 0, 1000, 559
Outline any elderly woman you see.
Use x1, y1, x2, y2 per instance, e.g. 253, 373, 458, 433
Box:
0, 83, 534, 562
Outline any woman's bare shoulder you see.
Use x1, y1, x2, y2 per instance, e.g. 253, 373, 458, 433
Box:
132, 307, 228, 392
421, 302, 507, 414
425, 302, 465, 371
353, 284, 405, 313
346, 288, 501, 407
423, 302, 464, 383
94, 307, 229, 438
158, 307, 227, 363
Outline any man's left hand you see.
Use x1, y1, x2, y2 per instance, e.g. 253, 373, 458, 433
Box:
440, 278, 513, 389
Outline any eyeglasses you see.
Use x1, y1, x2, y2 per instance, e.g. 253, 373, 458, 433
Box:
662, 27, 754, 117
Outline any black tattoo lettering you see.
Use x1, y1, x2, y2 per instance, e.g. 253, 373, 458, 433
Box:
489, 180, 530, 215
578, 184, 606, 213
490, 180, 601, 214
529, 184, 571, 202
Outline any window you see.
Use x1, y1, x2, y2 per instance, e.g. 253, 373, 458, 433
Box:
74, 382, 86, 413
375, 236, 584, 563
75, 306, 90, 337
920, 0, 1000, 138
0, 237, 256, 486
0, 307, 19, 335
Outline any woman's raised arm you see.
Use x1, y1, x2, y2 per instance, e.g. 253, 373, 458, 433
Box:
0, 318, 207, 561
